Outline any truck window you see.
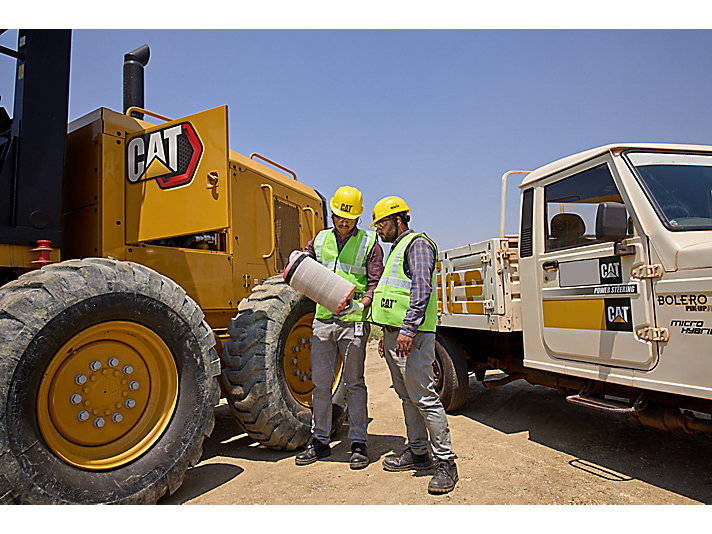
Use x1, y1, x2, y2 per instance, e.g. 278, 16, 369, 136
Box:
544, 164, 626, 252
625, 151, 712, 231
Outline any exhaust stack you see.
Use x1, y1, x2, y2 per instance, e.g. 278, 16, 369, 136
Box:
123, 44, 150, 119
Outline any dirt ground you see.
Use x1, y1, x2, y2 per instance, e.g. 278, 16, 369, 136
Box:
159, 339, 712, 505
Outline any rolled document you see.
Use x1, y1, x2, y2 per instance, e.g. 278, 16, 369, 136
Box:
283, 251, 357, 315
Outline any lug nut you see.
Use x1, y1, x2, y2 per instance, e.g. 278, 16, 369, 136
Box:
307, 337, 312, 344
125, 399, 136, 409
292, 346, 299, 352
70, 394, 82, 405
299, 338, 305, 344
290, 358, 298, 365
129, 381, 140, 391
90, 360, 102, 371
123, 365, 133, 375
300, 375, 307, 382
293, 369, 301, 376
78, 410, 90, 422
112, 413, 123, 423
108, 357, 119, 367
75, 374, 87, 385
308, 373, 312, 380
94, 417, 105, 428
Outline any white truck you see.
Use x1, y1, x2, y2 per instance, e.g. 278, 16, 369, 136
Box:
434, 143, 712, 434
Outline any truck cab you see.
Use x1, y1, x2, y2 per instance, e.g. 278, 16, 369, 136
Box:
519, 144, 712, 401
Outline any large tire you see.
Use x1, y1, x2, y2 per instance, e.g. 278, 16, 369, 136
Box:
434, 333, 469, 412
0, 258, 220, 504
222, 276, 346, 450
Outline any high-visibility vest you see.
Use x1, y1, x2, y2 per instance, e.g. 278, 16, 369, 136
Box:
313, 228, 377, 322
372, 232, 438, 332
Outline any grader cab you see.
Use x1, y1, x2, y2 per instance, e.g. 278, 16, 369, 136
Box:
0, 29, 343, 504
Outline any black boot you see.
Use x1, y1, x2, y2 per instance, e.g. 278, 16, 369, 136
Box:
295, 437, 331, 466
382, 448, 432, 472
427, 459, 458, 494
350, 442, 369, 470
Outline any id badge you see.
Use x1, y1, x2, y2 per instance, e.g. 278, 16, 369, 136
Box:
354, 322, 364, 337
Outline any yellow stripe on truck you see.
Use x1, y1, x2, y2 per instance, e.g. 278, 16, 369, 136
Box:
543, 299, 606, 330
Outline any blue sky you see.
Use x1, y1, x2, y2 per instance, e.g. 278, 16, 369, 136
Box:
3, 27, 712, 250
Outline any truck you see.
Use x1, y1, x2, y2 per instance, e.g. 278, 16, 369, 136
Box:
434, 143, 712, 436
0, 30, 344, 504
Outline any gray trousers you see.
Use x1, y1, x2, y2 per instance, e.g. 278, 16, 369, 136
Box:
311, 318, 369, 445
382, 330, 455, 461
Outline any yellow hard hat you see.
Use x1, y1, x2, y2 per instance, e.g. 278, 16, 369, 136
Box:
330, 186, 363, 219
370, 196, 411, 227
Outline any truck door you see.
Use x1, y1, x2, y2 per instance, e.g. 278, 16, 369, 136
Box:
537, 159, 658, 370
125, 106, 229, 243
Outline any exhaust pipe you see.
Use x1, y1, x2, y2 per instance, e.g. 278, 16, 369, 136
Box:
634, 405, 712, 433
123, 44, 150, 119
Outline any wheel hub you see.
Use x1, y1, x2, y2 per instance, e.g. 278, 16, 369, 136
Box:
37, 321, 178, 470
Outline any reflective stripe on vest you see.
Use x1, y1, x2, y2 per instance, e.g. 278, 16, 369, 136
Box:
314, 228, 376, 321
372, 232, 438, 332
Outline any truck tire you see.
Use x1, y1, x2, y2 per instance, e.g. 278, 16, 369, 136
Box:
0, 258, 220, 504
434, 333, 469, 412
222, 276, 346, 450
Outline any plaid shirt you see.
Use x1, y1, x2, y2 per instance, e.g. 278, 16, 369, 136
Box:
394, 229, 436, 337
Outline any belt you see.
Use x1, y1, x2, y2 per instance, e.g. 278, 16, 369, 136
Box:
384, 326, 399, 333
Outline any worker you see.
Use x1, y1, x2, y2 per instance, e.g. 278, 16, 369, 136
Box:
295, 185, 384, 469
370, 196, 458, 495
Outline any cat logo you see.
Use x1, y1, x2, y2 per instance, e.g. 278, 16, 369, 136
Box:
607, 306, 629, 323
126, 122, 203, 190
381, 297, 396, 309
340, 203, 353, 213
599, 257, 622, 284
604, 297, 633, 331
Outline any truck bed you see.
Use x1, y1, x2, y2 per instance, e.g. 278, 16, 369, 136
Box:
436, 235, 521, 332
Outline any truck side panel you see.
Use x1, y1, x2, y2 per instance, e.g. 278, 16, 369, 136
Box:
437, 236, 520, 332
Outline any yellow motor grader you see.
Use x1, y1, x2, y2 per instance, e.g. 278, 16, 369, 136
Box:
0, 29, 345, 504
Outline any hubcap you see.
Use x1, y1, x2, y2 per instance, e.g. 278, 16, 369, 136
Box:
37, 321, 178, 471
283, 312, 343, 407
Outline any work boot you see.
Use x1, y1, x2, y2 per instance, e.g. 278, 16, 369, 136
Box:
427, 459, 458, 495
382, 448, 432, 472
295, 437, 331, 466
350, 442, 369, 470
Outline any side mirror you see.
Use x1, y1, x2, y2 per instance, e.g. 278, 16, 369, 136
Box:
596, 202, 633, 255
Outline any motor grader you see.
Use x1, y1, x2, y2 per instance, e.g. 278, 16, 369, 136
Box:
0, 29, 344, 504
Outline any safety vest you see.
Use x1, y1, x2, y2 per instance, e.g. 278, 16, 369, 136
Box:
314, 228, 377, 322
372, 232, 438, 332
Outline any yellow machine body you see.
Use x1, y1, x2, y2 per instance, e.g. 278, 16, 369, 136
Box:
61, 105, 325, 346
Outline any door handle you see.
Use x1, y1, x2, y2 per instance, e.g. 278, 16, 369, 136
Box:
542, 260, 559, 272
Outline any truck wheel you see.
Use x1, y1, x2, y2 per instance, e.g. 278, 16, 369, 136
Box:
0, 259, 220, 504
222, 276, 347, 450
434, 334, 469, 412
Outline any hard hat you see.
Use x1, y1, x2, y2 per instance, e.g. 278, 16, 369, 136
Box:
370, 196, 411, 227
330, 186, 364, 219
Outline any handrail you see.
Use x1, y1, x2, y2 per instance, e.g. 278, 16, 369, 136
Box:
250, 153, 298, 181
261, 184, 276, 259
125, 106, 174, 122
500, 170, 531, 238
303, 206, 316, 234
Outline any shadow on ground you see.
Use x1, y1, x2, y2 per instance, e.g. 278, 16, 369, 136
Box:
450, 373, 712, 504
160, 407, 407, 504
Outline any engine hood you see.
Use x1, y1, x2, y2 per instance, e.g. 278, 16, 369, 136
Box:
676, 240, 712, 270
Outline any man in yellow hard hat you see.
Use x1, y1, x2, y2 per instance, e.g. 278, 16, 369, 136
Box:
370, 196, 458, 495
295, 186, 383, 469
